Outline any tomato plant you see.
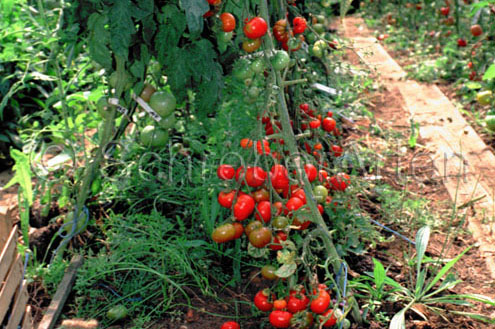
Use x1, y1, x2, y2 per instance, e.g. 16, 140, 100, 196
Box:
244, 17, 268, 39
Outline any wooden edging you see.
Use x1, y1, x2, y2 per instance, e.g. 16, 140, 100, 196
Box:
342, 17, 495, 278
37, 255, 84, 329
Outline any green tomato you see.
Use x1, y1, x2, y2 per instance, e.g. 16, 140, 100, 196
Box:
313, 185, 328, 203
109, 71, 133, 90
313, 23, 325, 34
247, 86, 261, 99
96, 97, 111, 119
63, 210, 88, 235
233, 59, 254, 80
321, 0, 331, 7
250, 58, 265, 74
91, 176, 102, 195
306, 32, 317, 44
149, 91, 177, 118
217, 31, 233, 43
107, 305, 128, 321
477, 90, 493, 106
140, 125, 169, 148
270, 50, 290, 71
486, 115, 495, 132
158, 114, 176, 130
272, 216, 289, 229
312, 40, 327, 58
316, 15, 326, 24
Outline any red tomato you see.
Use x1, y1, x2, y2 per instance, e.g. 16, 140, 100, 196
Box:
232, 222, 244, 239
269, 231, 287, 250
330, 145, 343, 157
270, 165, 290, 189
240, 138, 253, 148
285, 197, 304, 215
220, 321, 240, 329
309, 119, 321, 129
254, 290, 273, 312
203, 10, 214, 18
320, 309, 337, 327
322, 117, 336, 132
310, 289, 330, 314
245, 166, 267, 187
236, 166, 245, 184
273, 201, 283, 216
234, 194, 255, 220
255, 201, 272, 223
304, 164, 318, 182
317, 204, 324, 214
299, 103, 309, 111
269, 310, 293, 328
218, 190, 236, 208
329, 173, 350, 191
256, 140, 270, 155
287, 290, 310, 313
440, 6, 450, 16
292, 189, 307, 204
293, 17, 307, 34
220, 13, 236, 32
207, 0, 221, 4
273, 299, 287, 310
457, 38, 467, 47
244, 17, 268, 39
217, 164, 235, 180
470, 24, 482, 37
318, 170, 328, 182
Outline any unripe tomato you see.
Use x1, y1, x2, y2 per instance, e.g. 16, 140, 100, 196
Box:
312, 40, 327, 58
234, 194, 255, 220
270, 50, 290, 71
250, 58, 265, 73
242, 38, 262, 53
249, 227, 272, 248
272, 216, 289, 229
217, 31, 234, 43
158, 114, 176, 130
244, 17, 268, 39
245, 220, 263, 236
107, 304, 128, 321
140, 84, 156, 102
220, 13, 236, 32
149, 91, 177, 118
234, 60, 255, 80
212, 223, 236, 243
140, 125, 169, 148
313, 185, 328, 203
269, 310, 292, 328
261, 264, 278, 280
477, 90, 493, 106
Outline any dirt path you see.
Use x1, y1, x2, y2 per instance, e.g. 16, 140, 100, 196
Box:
342, 17, 495, 279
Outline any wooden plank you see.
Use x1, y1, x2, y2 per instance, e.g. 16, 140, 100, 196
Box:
0, 205, 10, 249
22, 305, 33, 329
0, 227, 18, 284
5, 280, 29, 329
0, 254, 23, 323
37, 255, 84, 329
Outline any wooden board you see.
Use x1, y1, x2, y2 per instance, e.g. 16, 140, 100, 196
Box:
37, 255, 84, 329
6, 280, 29, 329
0, 228, 18, 284
0, 254, 23, 323
343, 17, 495, 278
22, 305, 33, 329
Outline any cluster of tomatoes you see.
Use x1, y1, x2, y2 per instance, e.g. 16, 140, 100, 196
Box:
273, 17, 307, 52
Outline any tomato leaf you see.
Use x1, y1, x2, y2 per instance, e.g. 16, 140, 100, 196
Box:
483, 64, 495, 81
275, 263, 297, 278
248, 243, 268, 258
87, 13, 112, 71
109, 0, 135, 61
180, 0, 208, 35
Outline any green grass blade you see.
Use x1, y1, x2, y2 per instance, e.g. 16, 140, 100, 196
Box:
389, 308, 406, 329
424, 246, 471, 294
415, 226, 430, 289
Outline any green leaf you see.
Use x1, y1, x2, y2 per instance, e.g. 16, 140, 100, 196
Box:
424, 246, 471, 294
483, 64, 495, 81
275, 263, 297, 278
247, 243, 268, 258
0, 0, 14, 18
415, 269, 426, 296
180, 0, 209, 35
465, 81, 482, 90
389, 309, 406, 329
372, 258, 386, 290
88, 13, 112, 71
132, 0, 154, 21
4, 149, 33, 206
109, 0, 135, 61
415, 226, 430, 277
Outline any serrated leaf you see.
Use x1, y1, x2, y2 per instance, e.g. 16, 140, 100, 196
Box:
132, 0, 154, 21
109, 0, 135, 61
88, 13, 112, 71
180, 0, 208, 35
275, 263, 297, 278
483, 64, 495, 81
389, 309, 406, 329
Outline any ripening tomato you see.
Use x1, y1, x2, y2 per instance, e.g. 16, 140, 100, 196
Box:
322, 117, 336, 132
217, 164, 235, 180
232, 222, 244, 239
245, 220, 263, 236
293, 17, 307, 34
269, 310, 293, 328
218, 190, 236, 208
234, 194, 255, 220
320, 309, 337, 327
249, 227, 272, 248
272, 216, 289, 229
470, 24, 482, 37
242, 38, 262, 53
269, 231, 287, 250
273, 19, 290, 43
211, 223, 236, 243
254, 290, 273, 312
244, 17, 268, 39
255, 201, 272, 223
256, 140, 270, 154
252, 188, 270, 203
330, 145, 343, 157
220, 13, 236, 32
261, 264, 278, 280
220, 321, 240, 329
245, 166, 267, 187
